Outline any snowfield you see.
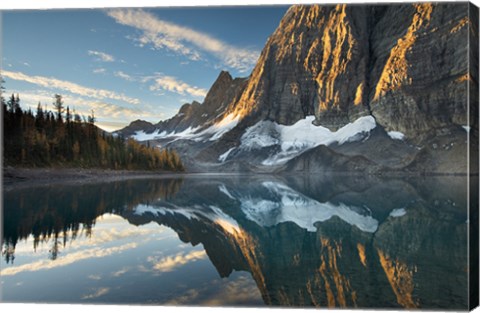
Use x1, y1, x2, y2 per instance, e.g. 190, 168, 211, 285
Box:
135, 181, 380, 235
134, 203, 241, 235
235, 181, 379, 233
234, 115, 377, 165
132, 114, 381, 166
130, 113, 240, 143
131, 129, 164, 141
194, 113, 240, 142
218, 147, 236, 162
131, 127, 200, 142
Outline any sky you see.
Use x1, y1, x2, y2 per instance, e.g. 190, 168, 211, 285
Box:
1, 6, 288, 131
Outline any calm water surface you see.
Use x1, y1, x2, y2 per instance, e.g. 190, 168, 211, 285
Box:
1, 175, 473, 309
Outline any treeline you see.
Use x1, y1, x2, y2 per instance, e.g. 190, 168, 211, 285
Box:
3, 178, 184, 263
3, 93, 184, 171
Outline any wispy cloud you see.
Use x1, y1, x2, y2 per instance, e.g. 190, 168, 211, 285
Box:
114, 71, 135, 81
2, 70, 140, 105
82, 287, 110, 300
88, 274, 102, 280
150, 250, 207, 272
106, 9, 259, 72
112, 70, 205, 98
111, 267, 130, 277
93, 68, 107, 74
166, 289, 200, 305
87, 50, 115, 62
1, 243, 137, 276
147, 74, 207, 98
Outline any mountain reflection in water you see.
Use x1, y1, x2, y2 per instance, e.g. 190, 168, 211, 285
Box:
1, 175, 472, 309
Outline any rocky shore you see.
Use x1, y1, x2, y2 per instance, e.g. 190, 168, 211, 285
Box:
2, 167, 183, 191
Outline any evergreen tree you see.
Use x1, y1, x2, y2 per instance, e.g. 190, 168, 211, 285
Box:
53, 94, 64, 122
73, 108, 82, 123
36, 102, 44, 119
88, 109, 95, 125
3, 92, 184, 172
35, 102, 45, 129
7, 94, 15, 113
0, 76, 6, 106
14, 94, 21, 113
65, 106, 71, 124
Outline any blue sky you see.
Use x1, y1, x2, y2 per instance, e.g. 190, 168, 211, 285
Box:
1, 6, 288, 131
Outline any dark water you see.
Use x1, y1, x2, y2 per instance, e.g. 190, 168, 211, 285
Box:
1, 174, 474, 309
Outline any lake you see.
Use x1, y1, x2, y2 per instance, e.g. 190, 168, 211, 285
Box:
1, 174, 474, 309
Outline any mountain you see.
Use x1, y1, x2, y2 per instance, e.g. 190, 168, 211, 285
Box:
116, 3, 479, 174
123, 71, 248, 140
122, 175, 469, 308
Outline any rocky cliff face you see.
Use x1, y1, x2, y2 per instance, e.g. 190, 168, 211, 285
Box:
369, 3, 471, 138
117, 3, 478, 174
229, 3, 472, 136
120, 176, 469, 309
228, 4, 371, 129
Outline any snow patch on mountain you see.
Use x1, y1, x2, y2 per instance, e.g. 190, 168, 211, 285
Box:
240, 121, 280, 150
389, 208, 407, 217
132, 129, 165, 141
133, 179, 380, 235
238, 115, 377, 165
387, 131, 405, 140
134, 204, 196, 220
194, 113, 240, 142
134, 203, 240, 235
239, 181, 379, 233
219, 184, 236, 200
132, 126, 203, 142
218, 148, 236, 162
131, 113, 241, 144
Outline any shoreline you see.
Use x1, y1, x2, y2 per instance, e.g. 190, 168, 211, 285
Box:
3, 166, 476, 192
1, 167, 268, 191
2, 167, 186, 191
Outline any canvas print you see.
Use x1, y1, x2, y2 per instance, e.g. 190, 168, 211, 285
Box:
1, 1, 479, 310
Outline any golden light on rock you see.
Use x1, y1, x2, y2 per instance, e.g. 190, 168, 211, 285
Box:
357, 243, 367, 267
354, 83, 364, 106
374, 3, 433, 101
377, 249, 418, 308
315, 4, 355, 112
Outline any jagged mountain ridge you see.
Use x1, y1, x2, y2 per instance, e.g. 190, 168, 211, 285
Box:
118, 71, 248, 138
117, 3, 478, 174
155, 71, 248, 133
122, 175, 469, 308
